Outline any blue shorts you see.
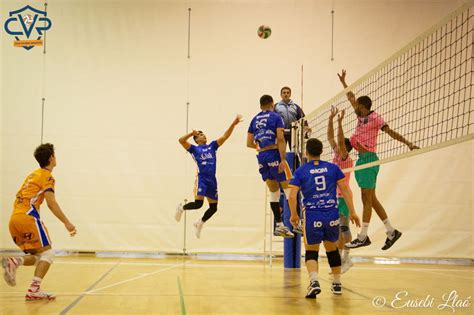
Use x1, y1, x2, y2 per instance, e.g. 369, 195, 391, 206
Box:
195, 176, 218, 200
304, 209, 340, 245
256, 149, 292, 182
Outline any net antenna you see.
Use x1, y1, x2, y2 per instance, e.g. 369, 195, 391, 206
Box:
294, 2, 474, 171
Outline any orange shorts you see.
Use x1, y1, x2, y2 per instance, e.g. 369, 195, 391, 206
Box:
9, 212, 51, 252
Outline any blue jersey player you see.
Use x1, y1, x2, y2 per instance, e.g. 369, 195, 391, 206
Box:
288, 138, 360, 298
175, 115, 242, 238
247, 94, 295, 238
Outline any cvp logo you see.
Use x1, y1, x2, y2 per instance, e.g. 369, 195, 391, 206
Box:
4, 5, 52, 50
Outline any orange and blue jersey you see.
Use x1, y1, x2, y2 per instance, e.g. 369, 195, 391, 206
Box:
9, 168, 55, 251
13, 168, 55, 215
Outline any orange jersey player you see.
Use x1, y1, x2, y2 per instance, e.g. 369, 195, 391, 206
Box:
2, 143, 76, 301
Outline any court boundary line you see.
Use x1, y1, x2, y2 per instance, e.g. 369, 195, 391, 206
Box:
59, 261, 120, 315
52, 260, 474, 273
84, 263, 184, 294
177, 276, 187, 315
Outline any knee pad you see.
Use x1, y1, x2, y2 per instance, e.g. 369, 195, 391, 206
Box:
39, 249, 54, 264
305, 250, 319, 262
269, 190, 280, 202
209, 203, 217, 211
195, 199, 204, 208
327, 250, 341, 268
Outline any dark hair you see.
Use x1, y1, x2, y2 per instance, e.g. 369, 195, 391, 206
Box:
193, 131, 203, 143
306, 138, 323, 157
34, 143, 55, 168
357, 95, 372, 110
260, 94, 273, 107
344, 138, 353, 153
280, 86, 291, 94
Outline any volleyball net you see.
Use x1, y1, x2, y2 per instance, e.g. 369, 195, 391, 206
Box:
293, 2, 474, 168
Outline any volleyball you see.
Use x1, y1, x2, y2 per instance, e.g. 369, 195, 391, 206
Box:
257, 25, 272, 39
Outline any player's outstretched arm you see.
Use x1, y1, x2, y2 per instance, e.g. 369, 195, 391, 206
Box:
327, 107, 338, 151
45, 191, 76, 236
276, 128, 287, 173
382, 126, 419, 150
337, 180, 361, 227
246, 133, 257, 149
288, 185, 300, 228
337, 69, 358, 112
217, 114, 243, 147
336, 109, 349, 159
179, 130, 198, 151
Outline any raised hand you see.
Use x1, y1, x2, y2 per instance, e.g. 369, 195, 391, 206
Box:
337, 69, 347, 84
337, 109, 345, 123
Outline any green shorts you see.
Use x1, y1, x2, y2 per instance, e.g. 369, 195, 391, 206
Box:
355, 152, 380, 189
337, 197, 349, 217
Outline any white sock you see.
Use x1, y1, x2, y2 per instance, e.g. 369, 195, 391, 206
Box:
359, 223, 370, 239
276, 222, 284, 227
343, 249, 350, 259
383, 218, 395, 235
309, 271, 318, 282
30, 276, 42, 292
333, 273, 341, 284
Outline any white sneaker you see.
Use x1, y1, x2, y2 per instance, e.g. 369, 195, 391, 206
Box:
2, 257, 19, 286
175, 203, 184, 222
25, 289, 56, 301
194, 220, 204, 239
274, 225, 295, 238
341, 256, 354, 274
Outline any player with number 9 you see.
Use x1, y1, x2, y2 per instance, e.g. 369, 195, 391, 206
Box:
288, 138, 360, 298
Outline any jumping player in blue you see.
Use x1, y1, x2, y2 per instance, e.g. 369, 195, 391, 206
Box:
288, 138, 360, 298
247, 94, 297, 238
175, 115, 242, 238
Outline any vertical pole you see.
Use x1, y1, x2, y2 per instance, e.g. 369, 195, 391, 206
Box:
41, 98, 45, 144
183, 7, 192, 255
300, 64, 304, 108
331, 1, 335, 61
41, 2, 48, 143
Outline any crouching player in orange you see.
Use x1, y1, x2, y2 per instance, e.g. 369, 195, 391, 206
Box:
2, 143, 76, 301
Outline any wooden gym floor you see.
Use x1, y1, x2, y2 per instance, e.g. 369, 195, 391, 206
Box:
0, 255, 472, 314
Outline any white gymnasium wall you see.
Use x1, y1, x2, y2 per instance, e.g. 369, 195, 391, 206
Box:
1, 0, 472, 258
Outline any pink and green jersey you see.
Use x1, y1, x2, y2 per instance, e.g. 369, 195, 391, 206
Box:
350, 111, 387, 152
332, 148, 353, 198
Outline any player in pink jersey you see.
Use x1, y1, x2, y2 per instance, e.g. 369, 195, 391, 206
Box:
327, 107, 355, 273
337, 69, 419, 250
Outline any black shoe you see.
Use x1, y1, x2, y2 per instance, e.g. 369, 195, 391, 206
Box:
382, 229, 402, 250
345, 234, 371, 249
331, 282, 342, 295
305, 280, 321, 299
